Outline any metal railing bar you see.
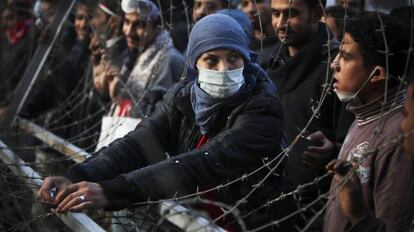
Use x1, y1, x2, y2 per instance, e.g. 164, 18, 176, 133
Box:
0, 139, 105, 232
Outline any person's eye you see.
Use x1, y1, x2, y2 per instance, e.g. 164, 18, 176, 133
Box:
228, 54, 241, 64
204, 57, 218, 66
272, 10, 280, 17
340, 54, 349, 61
75, 15, 84, 20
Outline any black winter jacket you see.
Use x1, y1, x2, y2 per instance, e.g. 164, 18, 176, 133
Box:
267, 24, 354, 188
65, 73, 284, 212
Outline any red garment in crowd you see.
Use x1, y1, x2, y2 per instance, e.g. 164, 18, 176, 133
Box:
117, 99, 132, 117
6, 20, 30, 45
196, 135, 234, 232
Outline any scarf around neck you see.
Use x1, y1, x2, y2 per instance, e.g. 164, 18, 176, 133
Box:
125, 30, 173, 101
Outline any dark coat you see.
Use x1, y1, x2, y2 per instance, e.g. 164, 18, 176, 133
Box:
0, 26, 35, 107
265, 24, 355, 230
65, 71, 284, 215
268, 24, 351, 144
267, 24, 354, 188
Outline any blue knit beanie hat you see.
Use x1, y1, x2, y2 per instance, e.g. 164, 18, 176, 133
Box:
187, 14, 251, 69
216, 9, 253, 41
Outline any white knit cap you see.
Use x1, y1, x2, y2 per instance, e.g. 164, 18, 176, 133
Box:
121, 0, 159, 20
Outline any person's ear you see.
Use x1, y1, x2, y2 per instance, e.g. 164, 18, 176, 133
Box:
370, 66, 386, 83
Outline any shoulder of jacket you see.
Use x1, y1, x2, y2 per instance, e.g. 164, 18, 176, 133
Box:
163, 81, 192, 101
240, 79, 282, 115
164, 47, 185, 62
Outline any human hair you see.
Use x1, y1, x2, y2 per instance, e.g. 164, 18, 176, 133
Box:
42, 0, 58, 9
4, 0, 33, 19
345, 12, 410, 80
77, 0, 98, 8
302, 0, 326, 9
390, 6, 414, 28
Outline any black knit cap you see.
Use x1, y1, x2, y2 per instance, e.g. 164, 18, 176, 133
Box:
98, 0, 122, 17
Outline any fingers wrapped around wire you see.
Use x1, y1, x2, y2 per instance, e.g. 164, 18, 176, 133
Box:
50, 181, 109, 213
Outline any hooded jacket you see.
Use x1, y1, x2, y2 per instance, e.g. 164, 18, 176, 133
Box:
65, 70, 283, 211
65, 14, 285, 229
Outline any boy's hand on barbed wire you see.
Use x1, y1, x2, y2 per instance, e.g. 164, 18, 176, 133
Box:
302, 131, 334, 171
326, 160, 368, 225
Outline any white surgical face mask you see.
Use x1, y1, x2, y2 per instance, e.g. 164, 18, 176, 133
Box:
197, 66, 245, 99
334, 67, 380, 103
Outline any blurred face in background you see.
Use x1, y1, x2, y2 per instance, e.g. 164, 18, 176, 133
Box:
241, 0, 274, 38
74, 3, 93, 41
123, 12, 159, 51
193, 0, 224, 22
39, 1, 55, 25
1, 9, 17, 29
90, 7, 109, 35
271, 0, 320, 48
324, 15, 339, 40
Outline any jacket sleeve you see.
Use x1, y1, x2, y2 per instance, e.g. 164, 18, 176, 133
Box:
371, 145, 414, 231
98, 93, 283, 210
345, 214, 385, 232
64, 83, 182, 184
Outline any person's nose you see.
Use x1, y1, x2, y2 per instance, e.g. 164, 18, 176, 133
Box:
217, 59, 230, 72
331, 54, 340, 72
124, 24, 133, 36
277, 13, 288, 30
80, 18, 87, 29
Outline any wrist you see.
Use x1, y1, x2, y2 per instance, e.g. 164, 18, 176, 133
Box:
349, 208, 369, 225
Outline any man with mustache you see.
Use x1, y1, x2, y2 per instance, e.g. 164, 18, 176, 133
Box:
110, 0, 184, 118
90, 0, 126, 101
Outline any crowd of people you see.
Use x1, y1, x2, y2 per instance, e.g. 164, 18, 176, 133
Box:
1, 0, 413, 231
